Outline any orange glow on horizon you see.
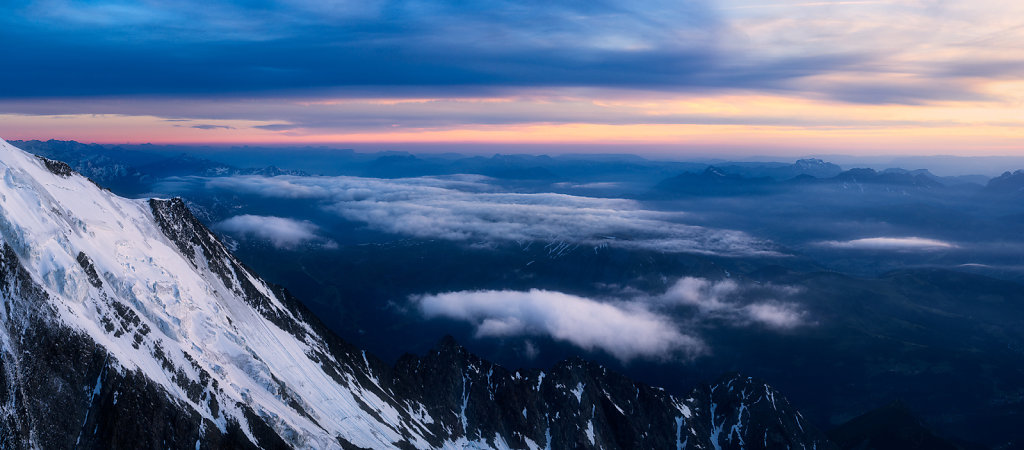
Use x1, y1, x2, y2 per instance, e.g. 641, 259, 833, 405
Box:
2, 85, 1023, 156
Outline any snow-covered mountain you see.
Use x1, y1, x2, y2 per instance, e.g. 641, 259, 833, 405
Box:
0, 137, 833, 449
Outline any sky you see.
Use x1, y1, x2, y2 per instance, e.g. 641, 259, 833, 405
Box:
2, 0, 1023, 156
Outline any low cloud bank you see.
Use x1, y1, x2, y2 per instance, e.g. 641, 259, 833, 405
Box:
206, 175, 779, 257
414, 289, 705, 362
659, 277, 805, 329
819, 236, 955, 251
412, 277, 808, 362
216, 215, 326, 249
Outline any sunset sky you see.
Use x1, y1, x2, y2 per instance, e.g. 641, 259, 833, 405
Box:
2, 0, 1023, 156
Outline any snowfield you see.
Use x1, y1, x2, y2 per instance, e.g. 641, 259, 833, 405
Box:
0, 138, 438, 449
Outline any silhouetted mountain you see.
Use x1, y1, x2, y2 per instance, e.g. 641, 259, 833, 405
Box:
8, 139, 155, 194
654, 166, 777, 196
831, 168, 943, 188
654, 164, 951, 198
138, 154, 307, 178
11, 141, 306, 187
983, 170, 1024, 195
448, 154, 560, 180
827, 401, 962, 450
715, 158, 843, 180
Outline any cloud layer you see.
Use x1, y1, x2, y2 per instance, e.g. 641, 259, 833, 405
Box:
205, 175, 778, 257
215, 214, 324, 249
412, 276, 807, 361
819, 236, 956, 251
413, 289, 705, 362
659, 277, 805, 329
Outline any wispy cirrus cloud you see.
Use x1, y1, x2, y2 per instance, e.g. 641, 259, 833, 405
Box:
4, 0, 1020, 105
204, 174, 780, 257
188, 124, 235, 130
0, 0, 727, 98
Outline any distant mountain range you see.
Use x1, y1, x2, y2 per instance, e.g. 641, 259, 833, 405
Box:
700, 158, 843, 180
827, 401, 962, 450
9, 140, 304, 195
653, 163, 1012, 198
983, 170, 1024, 196
12, 140, 1018, 200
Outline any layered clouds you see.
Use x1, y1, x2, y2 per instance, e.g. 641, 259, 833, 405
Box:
0, 0, 720, 97
412, 277, 808, 362
4, 0, 1019, 103
205, 175, 779, 256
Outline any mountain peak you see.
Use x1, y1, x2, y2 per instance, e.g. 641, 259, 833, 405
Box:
34, 154, 76, 177
984, 169, 1024, 194
795, 158, 827, 167
703, 165, 727, 177
435, 334, 465, 353
827, 400, 960, 450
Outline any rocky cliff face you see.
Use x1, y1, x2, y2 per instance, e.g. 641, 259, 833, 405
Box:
0, 138, 833, 449
387, 338, 833, 450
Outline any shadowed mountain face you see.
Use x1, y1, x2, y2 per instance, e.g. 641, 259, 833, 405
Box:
703, 159, 844, 180
827, 402, 962, 450
0, 138, 836, 449
984, 170, 1024, 196
654, 166, 779, 196
653, 166, 950, 198
389, 340, 835, 450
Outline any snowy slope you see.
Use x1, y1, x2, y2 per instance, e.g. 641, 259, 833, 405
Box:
0, 138, 439, 448
0, 137, 833, 450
